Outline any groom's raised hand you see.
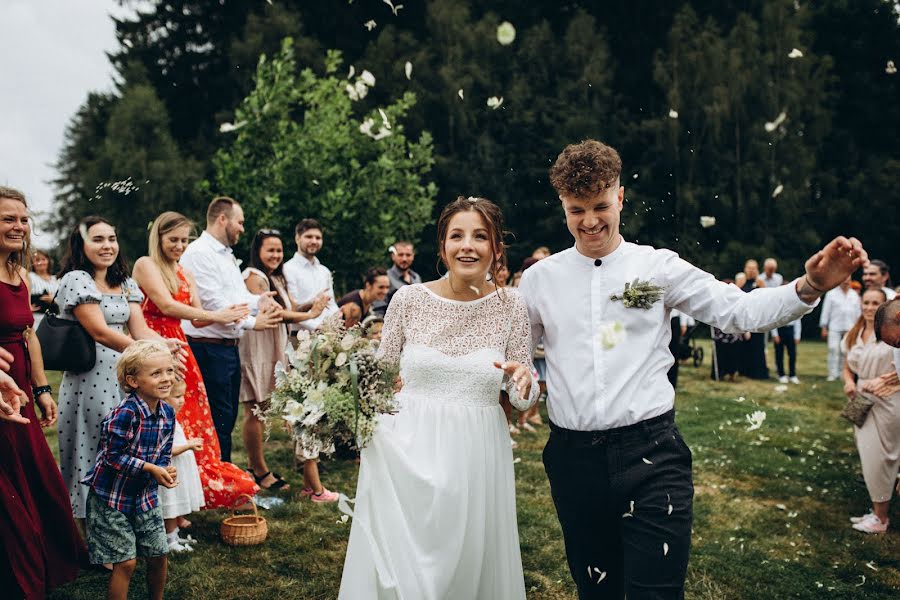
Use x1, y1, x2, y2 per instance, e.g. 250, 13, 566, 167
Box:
804, 236, 868, 292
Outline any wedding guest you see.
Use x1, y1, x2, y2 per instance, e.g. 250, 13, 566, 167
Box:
761, 258, 783, 289
841, 288, 899, 533
522, 139, 862, 597
240, 229, 329, 493
532, 246, 552, 260
282, 218, 339, 333
739, 260, 769, 379
374, 240, 422, 316
711, 326, 747, 382
28, 249, 58, 326
819, 277, 861, 381
56, 216, 182, 519
81, 340, 177, 600
773, 317, 802, 384
158, 378, 203, 553
180, 197, 282, 463
133, 211, 259, 508
338, 267, 390, 329
863, 259, 896, 299
734, 272, 747, 289
0, 186, 85, 598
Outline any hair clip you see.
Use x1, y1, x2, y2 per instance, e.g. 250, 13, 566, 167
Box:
467, 196, 478, 203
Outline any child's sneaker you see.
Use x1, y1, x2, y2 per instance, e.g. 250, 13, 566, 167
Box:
851, 513, 888, 534
310, 488, 340, 503
789, 376, 801, 384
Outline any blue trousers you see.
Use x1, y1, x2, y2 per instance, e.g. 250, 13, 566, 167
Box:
189, 341, 241, 463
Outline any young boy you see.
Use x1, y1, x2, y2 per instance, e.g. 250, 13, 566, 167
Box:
81, 340, 179, 600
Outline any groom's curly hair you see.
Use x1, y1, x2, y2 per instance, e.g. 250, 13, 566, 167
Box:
549, 139, 622, 199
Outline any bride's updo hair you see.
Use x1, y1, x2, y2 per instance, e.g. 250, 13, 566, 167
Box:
436, 196, 508, 287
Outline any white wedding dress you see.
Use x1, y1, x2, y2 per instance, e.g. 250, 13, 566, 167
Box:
339, 284, 538, 599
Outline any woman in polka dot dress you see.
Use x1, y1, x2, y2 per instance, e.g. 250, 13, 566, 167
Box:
55, 216, 182, 519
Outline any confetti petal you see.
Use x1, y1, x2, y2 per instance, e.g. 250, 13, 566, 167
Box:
364, 20, 377, 31
457, 88, 465, 100
772, 184, 784, 198
700, 216, 716, 228
886, 60, 897, 75
383, 0, 403, 16
404, 61, 412, 80
497, 21, 516, 45
487, 96, 504, 109
642, 457, 653, 465
788, 48, 803, 58
663, 543, 669, 556
668, 109, 679, 119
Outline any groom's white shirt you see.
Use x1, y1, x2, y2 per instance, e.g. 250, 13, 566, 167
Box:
518, 240, 817, 431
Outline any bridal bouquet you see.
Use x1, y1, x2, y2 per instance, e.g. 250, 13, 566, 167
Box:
266, 314, 399, 457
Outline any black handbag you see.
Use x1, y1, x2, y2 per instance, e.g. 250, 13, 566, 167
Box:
35, 292, 96, 373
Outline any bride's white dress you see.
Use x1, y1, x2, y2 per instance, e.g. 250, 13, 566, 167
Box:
339, 284, 538, 599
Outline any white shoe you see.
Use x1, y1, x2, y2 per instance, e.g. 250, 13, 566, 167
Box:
852, 513, 888, 534
826, 376, 837, 382
778, 376, 789, 384
789, 376, 800, 384
168, 539, 193, 553
850, 511, 873, 524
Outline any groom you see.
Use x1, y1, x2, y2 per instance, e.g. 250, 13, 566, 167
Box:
518, 139, 866, 600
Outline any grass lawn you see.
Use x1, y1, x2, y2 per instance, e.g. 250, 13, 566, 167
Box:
44, 340, 899, 599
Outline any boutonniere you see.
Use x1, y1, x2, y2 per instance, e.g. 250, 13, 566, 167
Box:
233, 256, 243, 267
610, 278, 665, 309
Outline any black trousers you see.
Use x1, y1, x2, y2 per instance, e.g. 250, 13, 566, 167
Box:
773, 326, 797, 377
189, 341, 242, 462
543, 410, 694, 600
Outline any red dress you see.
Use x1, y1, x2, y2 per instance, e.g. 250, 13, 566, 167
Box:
0, 279, 85, 599
141, 268, 258, 507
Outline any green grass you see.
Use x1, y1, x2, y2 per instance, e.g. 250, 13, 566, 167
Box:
45, 341, 899, 598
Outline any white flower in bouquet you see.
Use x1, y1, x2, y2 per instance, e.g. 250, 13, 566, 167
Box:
336, 352, 348, 367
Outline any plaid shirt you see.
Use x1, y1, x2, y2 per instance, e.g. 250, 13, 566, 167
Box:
81, 393, 175, 514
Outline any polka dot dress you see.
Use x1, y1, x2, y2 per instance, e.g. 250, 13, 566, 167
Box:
55, 271, 143, 519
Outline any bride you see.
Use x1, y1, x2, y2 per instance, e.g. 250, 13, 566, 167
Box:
339, 196, 539, 599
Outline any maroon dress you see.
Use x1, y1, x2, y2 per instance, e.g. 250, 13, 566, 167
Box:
0, 279, 85, 599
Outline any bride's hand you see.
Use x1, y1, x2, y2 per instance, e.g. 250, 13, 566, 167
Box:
494, 361, 532, 400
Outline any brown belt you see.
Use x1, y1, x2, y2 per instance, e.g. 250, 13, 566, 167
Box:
186, 336, 239, 347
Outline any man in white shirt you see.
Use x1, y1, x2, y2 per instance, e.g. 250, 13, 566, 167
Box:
761, 258, 783, 289
863, 259, 896, 300
819, 277, 861, 381
518, 139, 867, 600
282, 218, 339, 333
180, 196, 282, 462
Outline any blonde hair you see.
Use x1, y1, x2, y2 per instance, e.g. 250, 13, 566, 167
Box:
148, 211, 194, 294
117, 340, 172, 393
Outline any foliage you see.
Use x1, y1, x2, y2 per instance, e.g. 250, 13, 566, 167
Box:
210, 39, 437, 291
52, 0, 900, 288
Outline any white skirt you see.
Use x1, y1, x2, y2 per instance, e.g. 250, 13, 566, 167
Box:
338, 393, 526, 600
159, 421, 205, 519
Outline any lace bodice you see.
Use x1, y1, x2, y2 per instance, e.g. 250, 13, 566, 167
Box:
378, 285, 538, 409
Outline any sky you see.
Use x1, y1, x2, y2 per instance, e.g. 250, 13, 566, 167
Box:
0, 0, 129, 249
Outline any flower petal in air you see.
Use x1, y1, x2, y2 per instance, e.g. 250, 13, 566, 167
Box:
497, 21, 516, 45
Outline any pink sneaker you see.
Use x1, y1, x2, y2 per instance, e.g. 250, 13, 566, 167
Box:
852, 513, 888, 534
310, 488, 340, 503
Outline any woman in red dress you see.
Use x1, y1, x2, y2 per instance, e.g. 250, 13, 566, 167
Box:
0, 187, 85, 598
132, 211, 258, 508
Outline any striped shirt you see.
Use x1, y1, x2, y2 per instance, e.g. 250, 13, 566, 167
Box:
81, 393, 174, 514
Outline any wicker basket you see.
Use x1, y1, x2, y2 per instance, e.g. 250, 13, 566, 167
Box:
220, 494, 267, 546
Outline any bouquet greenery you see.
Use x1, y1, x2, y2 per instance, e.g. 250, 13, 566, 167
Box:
266, 314, 399, 457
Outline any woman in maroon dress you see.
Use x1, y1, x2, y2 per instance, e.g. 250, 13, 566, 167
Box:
0, 187, 85, 599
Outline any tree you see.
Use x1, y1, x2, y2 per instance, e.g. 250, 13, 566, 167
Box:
211, 39, 437, 292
